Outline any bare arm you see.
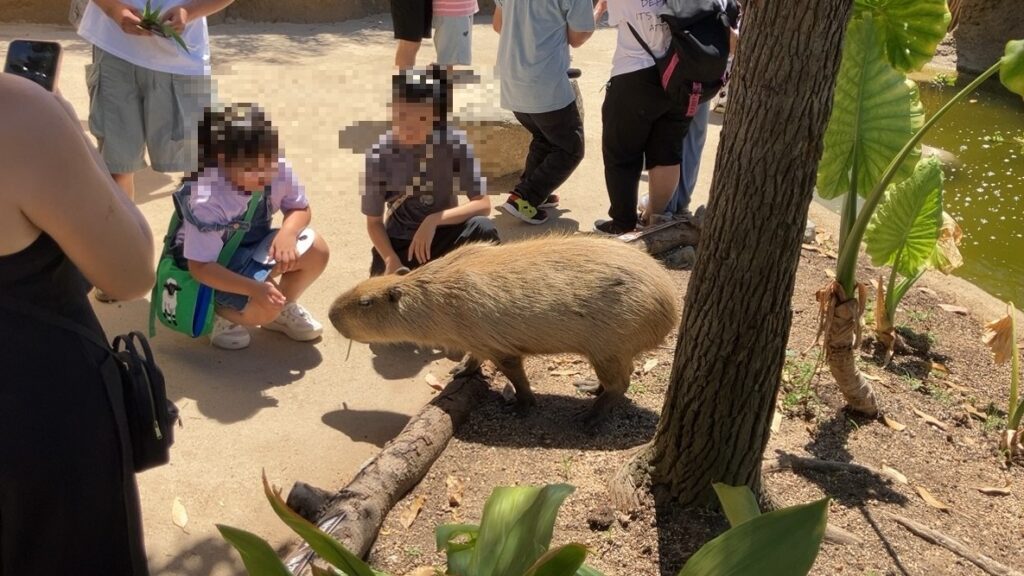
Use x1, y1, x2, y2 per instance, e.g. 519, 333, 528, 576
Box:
426, 195, 491, 227
567, 27, 594, 48
188, 260, 260, 295
493, 6, 502, 33
91, 0, 149, 35
178, 0, 234, 19
0, 76, 154, 300
366, 216, 402, 270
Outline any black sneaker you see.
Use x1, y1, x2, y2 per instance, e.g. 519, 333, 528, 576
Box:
500, 194, 549, 225
539, 194, 560, 209
593, 219, 636, 236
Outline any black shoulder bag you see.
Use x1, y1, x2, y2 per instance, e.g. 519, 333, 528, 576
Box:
0, 298, 179, 473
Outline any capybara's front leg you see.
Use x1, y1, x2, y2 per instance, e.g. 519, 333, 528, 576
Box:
583, 356, 632, 426
449, 354, 482, 378
496, 356, 536, 412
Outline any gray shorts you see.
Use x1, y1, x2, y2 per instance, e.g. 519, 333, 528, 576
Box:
434, 15, 473, 66
85, 47, 212, 174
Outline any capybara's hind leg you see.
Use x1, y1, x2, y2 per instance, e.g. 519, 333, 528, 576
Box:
449, 354, 482, 378
584, 356, 632, 426
495, 356, 536, 412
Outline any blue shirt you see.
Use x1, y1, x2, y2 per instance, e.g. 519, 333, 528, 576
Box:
495, 0, 596, 114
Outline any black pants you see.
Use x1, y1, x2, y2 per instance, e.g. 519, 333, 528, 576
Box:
1, 315, 147, 575
602, 66, 690, 229
370, 215, 500, 275
512, 101, 585, 207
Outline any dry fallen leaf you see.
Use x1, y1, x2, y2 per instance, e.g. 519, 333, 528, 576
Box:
801, 243, 821, 253
883, 414, 907, 431
824, 269, 836, 279
405, 568, 437, 576
771, 410, 782, 434
425, 373, 443, 392
962, 404, 987, 421
931, 212, 965, 274
976, 484, 1012, 496
881, 465, 909, 485
400, 495, 426, 529
446, 475, 464, 508
915, 486, 951, 511
642, 359, 659, 374
912, 407, 949, 431
918, 286, 938, 297
938, 303, 969, 315
172, 497, 189, 532
863, 372, 883, 382
982, 304, 1016, 365
930, 361, 950, 374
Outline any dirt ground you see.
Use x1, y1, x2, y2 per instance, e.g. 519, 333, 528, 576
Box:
369, 240, 1024, 576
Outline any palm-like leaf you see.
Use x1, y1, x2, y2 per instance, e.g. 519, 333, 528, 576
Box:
817, 14, 924, 200
712, 483, 761, 527
216, 525, 293, 576
677, 497, 830, 576
522, 544, 590, 576
864, 157, 944, 279
1002, 39, 1024, 99
853, 0, 950, 72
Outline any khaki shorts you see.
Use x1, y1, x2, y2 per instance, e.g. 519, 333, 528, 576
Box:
86, 47, 212, 174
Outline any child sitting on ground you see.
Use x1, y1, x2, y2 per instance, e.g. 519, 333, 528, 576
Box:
177, 104, 330, 350
363, 66, 498, 276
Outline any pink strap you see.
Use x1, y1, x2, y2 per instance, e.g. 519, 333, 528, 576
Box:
686, 82, 703, 117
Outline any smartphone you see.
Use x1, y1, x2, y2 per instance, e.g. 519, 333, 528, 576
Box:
3, 40, 62, 92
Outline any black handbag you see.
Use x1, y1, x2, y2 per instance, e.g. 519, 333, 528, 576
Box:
0, 298, 179, 472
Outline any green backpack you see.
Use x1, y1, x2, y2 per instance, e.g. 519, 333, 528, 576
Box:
149, 181, 264, 338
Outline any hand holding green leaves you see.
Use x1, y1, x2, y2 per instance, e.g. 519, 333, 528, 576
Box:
139, 0, 191, 53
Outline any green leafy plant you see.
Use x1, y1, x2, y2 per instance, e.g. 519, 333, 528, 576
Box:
983, 303, 1023, 459
219, 478, 600, 576
676, 484, 829, 576
814, 0, 1024, 415
139, 0, 190, 53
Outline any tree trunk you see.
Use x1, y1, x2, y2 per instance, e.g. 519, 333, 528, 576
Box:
952, 0, 1024, 75
644, 0, 855, 507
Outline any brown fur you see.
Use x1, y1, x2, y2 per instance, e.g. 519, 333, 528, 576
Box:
329, 234, 680, 423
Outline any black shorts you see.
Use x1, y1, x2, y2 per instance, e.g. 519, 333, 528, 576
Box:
391, 0, 432, 42
602, 65, 688, 169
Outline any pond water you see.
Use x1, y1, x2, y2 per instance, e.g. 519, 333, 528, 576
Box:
919, 75, 1024, 307
815, 73, 1024, 307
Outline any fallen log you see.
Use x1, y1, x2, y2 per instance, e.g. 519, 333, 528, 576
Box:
283, 372, 491, 575
620, 216, 702, 256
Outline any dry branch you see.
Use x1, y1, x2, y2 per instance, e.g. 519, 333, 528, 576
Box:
620, 218, 701, 256
887, 514, 1024, 576
762, 453, 896, 483
283, 373, 491, 575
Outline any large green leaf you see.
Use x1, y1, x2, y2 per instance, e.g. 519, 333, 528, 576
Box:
470, 484, 576, 576
216, 525, 293, 576
854, 0, 950, 72
522, 544, 589, 576
436, 523, 479, 576
261, 474, 380, 576
865, 157, 944, 278
575, 565, 608, 576
677, 498, 830, 576
817, 14, 924, 200
1001, 39, 1024, 99
712, 484, 761, 527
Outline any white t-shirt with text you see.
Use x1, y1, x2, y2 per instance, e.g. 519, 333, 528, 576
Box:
607, 0, 671, 78
77, 0, 210, 76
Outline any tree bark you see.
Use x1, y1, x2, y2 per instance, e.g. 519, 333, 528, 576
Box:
283, 373, 490, 575
644, 0, 855, 507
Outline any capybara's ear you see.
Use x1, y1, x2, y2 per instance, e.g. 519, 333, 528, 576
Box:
395, 266, 411, 276
386, 286, 402, 303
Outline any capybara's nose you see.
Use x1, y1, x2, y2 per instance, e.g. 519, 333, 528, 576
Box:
328, 301, 345, 335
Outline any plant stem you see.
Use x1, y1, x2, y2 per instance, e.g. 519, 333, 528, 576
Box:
839, 157, 860, 254
1009, 303, 1022, 429
885, 250, 902, 321
836, 60, 1003, 296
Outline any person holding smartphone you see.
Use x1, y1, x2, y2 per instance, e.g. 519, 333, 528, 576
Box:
0, 73, 155, 574
76, 0, 233, 300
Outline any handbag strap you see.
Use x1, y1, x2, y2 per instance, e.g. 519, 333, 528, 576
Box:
626, 22, 658, 61
217, 189, 265, 267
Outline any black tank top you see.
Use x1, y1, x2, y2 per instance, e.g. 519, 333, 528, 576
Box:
0, 233, 105, 338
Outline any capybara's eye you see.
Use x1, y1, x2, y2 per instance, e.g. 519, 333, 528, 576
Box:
358, 296, 372, 307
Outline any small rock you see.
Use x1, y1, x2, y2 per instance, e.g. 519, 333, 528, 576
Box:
616, 512, 631, 529
804, 219, 817, 244
663, 245, 697, 270
587, 506, 616, 531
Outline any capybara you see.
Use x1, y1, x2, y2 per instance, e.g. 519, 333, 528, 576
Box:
328, 234, 679, 424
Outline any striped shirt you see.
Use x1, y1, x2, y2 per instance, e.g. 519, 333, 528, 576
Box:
434, 0, 478, 17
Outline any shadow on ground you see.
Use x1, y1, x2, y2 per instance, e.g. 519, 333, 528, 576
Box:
368, 342, 444, 379
322, 403, 412, 447
148, 535, 282, 576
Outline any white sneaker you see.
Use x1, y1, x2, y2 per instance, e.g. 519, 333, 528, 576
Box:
262, 302, 323, 342
210, 316, 251, 350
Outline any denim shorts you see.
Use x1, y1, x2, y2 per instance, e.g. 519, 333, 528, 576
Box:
214, 230, 278, 311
